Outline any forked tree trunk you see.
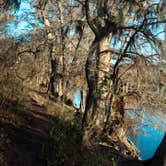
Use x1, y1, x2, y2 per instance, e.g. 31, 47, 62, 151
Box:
92, 36, 112, 127
82, 35, 125, 144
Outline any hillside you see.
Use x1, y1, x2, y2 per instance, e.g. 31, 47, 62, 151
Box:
0, 91, 137, 166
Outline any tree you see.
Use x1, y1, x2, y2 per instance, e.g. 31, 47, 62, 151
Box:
81, 0, 166, 143
1, 0, 165, 146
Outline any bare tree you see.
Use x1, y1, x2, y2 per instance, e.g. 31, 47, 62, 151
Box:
80, 0, 166, 144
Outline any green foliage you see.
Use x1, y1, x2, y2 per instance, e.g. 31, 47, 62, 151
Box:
43, 118, 82, 165
97, 75, 110, 96
96, 89, 104, 97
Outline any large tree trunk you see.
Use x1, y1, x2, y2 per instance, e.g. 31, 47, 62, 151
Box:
45, 1, 65, 100
57, 1, 66, 101
92, 36, 112, 127
82, 36, 125, 145
82, 39, 98, 130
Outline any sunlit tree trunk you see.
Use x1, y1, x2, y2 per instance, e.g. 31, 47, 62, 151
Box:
82, 34, 126, 144
92, 36, 112, 127
82, 32, 127, 145
56, 1, 66, 101
45, 1, 65, 99
81, 0, 133, 145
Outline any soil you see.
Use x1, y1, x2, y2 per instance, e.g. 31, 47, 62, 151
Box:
0, 102, 54, 166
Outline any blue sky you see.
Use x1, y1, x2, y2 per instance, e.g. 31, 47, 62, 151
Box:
1, 0, 44, 42
1, 0, 164, 43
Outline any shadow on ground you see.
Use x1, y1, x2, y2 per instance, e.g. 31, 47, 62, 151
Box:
0, 98, 123, 166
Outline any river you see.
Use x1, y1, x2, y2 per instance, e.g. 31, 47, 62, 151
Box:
73, 91, 166, 160
126, 108, 166, 160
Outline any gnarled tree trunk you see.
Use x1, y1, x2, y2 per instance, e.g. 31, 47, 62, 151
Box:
82, 35, 125, 145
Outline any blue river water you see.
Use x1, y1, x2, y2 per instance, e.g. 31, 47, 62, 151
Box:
73, 91, 166, 160
1, 0, 165, 160
131, 128, 165, 160
126, 108, 166, 160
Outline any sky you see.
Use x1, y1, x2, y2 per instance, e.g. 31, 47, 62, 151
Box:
1, 0, 44, 42
1, 0, 164, 44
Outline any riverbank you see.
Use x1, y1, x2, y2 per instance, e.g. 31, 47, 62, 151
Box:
0, 91, 140, 166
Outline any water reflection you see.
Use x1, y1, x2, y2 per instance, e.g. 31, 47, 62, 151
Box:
73, 89, 81, 109
126, 108, 166, 160
72, 91, 166, 160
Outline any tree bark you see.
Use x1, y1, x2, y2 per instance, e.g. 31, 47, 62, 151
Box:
82, 35, 126, 144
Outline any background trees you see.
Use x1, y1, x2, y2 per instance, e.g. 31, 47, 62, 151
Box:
0, 0, 165, 145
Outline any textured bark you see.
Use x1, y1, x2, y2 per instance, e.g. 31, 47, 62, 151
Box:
108, 95, 125, 137
82, 1, 126, 139
82, 34, 127, 146
93, 36, 112, 127
82, 39, 98, 129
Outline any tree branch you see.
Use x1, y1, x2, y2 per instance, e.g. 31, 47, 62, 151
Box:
84, 0, 98, 36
